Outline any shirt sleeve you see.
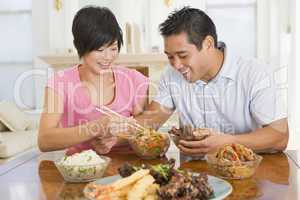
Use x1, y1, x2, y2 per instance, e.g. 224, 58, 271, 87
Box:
46, 72, 65, 100
153, 69, 175, 110
249, 72, 287, 126
132, 70, 149, 108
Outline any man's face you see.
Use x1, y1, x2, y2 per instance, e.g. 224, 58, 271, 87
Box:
164, 32, 211, 82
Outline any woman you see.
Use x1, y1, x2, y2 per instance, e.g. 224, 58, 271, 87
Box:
38, 6, 149, 155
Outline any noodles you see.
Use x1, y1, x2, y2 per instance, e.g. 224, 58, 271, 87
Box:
216, 144, 256, 165
206, 144, 262, 179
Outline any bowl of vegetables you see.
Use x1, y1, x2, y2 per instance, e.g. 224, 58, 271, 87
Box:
128, 128, 170, 159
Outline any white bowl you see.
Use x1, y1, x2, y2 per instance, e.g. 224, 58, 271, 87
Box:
54, 155, 111, 183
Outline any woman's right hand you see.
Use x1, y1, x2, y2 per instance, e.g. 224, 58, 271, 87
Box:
90, 134, 117, 154
85, 116, 118, 154
66, 116, 115, 155
89, 116, 137, 154
108, 116, 139, 137
80, 116, 111, 138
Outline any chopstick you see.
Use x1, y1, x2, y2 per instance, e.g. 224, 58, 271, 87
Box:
101, 106, 146, 131
95, 106, 146, 132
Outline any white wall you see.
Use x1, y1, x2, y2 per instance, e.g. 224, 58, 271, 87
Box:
206, 1, 256, 58
32, 0, 81, 110
0, 64, 35, 109
147, 0, 205, 52
32, 0, 207, 54
79, 0, 205, 53
0, 0, 35, 109
287, 0, 300, 150
32, 0, 50, 110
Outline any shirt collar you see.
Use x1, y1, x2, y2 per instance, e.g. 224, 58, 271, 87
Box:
194, 42, 237, 86
214, 42, 237, 82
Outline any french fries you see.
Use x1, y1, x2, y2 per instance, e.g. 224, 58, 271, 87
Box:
144, 195, 158, 200
143, 184, 159, 200
145, 184, 159, 195
127, 175, 155, 200
89, 169, 159, 200
112, 169, 150, 190
115, 185, 133, 198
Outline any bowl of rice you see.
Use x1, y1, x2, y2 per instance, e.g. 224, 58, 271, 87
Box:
54, 150, 111, 183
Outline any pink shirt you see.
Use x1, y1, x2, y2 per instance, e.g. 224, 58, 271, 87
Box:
46, 65, 149, 153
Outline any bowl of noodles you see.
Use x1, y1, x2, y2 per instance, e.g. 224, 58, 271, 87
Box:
206, 144, 262, 179
128, 128, 170, 159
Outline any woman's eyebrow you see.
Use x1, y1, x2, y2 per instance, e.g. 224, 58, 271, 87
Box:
109, 42, 118, 47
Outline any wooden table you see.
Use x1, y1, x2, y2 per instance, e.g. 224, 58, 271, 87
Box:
0, 149, 299, 200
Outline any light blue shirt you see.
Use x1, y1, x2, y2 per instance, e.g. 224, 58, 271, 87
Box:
154, 43, 286, 134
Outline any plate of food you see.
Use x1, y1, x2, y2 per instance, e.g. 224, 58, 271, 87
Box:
84, 159, 232, 200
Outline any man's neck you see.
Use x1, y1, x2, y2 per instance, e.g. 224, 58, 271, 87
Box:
202, 48, 224, 82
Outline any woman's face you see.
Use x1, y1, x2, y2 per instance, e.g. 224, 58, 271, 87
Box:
82, 41, 119, 74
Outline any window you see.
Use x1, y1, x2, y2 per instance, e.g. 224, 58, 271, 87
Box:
0, 0, 32, 64
0, 0, 34, 109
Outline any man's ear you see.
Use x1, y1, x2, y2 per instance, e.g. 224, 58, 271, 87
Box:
202, 35, 215, 50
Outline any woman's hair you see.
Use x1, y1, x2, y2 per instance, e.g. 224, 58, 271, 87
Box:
159, 6, 217, 50
72, 6, 123, 58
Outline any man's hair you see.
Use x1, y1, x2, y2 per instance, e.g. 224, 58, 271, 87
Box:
72, 6, 123, 58
159, 6, 218, 49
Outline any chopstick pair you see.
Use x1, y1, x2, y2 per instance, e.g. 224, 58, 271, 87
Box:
95, 106, 146, 133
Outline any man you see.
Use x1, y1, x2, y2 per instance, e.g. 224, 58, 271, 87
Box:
129, 7, 288, 158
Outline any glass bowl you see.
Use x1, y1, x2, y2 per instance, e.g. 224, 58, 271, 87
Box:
128, 132, 170, 159
54, 155, 111, 183
169, 134, 180, 146
206, 153, 262, 179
